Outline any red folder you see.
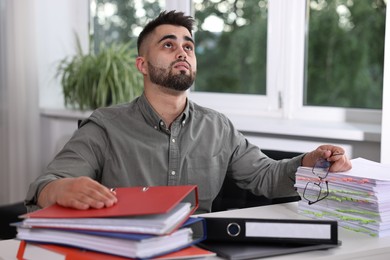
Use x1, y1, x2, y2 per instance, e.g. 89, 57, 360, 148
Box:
20, 185, 198, 235
21, 185, 198, 219
17, 240, 126, 260
17, 241, 215, 260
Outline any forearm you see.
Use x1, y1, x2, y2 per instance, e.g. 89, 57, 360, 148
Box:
262, 155, 304, 198
24, 173, 61, 212
231, 152, 304, 199
37, 179, 64, 208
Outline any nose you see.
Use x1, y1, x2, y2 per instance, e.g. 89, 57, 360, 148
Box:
176, 47, 187, 60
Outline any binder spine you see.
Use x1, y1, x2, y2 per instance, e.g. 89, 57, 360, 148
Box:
203, 217, 338, 245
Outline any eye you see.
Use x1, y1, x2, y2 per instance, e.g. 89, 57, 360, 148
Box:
184, 44, 194, 52
163, 42, 173, 48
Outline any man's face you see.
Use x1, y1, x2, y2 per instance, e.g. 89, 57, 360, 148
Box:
140, 24, 197, 92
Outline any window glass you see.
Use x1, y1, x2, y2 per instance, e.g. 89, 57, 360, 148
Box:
89, 0, 386, 116
192, 0, 268, 95
91, 0, 164, 51
305, 0, 386, 109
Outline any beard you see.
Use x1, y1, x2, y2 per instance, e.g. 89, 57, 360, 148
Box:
147, 61, 196, 91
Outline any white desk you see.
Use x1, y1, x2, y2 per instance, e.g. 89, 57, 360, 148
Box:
1, 202, 390, 259
0, 239, 19, 260
198, 202, 390, 260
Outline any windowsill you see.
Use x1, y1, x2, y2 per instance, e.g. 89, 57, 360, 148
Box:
40, 108, 381, 143
226, 114, 381, 143
40, 107, 93, 120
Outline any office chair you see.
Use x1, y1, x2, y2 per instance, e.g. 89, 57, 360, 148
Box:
0, 201, 26, 240
211, 149, 302, 212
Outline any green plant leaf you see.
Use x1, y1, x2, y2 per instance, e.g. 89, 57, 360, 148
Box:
56, 37, 143, 110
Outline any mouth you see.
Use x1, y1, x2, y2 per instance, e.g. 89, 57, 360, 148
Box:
173, 61, 190, 71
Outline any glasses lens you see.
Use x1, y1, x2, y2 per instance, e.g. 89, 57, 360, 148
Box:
312, 158, 330, 179
303, 181, 329, 204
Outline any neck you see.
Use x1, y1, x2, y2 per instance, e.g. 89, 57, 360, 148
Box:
144, 86, 187, 128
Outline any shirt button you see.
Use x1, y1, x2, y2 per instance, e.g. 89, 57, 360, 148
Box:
171, 171, 176, 175
172, 138, 176, 143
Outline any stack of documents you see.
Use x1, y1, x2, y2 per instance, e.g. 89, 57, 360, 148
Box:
15, 185, 210, 259
295, 158, 390, 237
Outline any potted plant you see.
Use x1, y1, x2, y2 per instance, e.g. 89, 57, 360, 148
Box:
56, 38, 143, 110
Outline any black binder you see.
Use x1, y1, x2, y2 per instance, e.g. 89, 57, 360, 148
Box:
203, 217, 338, 245
199, 241, 341, 260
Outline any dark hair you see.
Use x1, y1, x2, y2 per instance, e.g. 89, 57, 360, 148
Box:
137, 10, 195, 54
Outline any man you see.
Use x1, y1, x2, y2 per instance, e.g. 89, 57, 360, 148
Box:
25, 11, 351, 213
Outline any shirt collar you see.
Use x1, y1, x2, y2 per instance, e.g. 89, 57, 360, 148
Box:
137, 92, 189, 131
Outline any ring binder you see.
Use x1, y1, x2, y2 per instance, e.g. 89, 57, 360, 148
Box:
203, 217, 338, 245
227, 222, 241, 237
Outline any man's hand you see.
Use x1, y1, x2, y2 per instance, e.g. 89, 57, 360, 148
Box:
302, 144, 352, 172
37, 176, 118, 210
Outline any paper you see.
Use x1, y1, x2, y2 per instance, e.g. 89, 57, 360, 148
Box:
335, 158, 390, 181
295, 157, 390, 237
22, 202, 191, 235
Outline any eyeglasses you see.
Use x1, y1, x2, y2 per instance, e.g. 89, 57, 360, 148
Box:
303, 158, 331, 205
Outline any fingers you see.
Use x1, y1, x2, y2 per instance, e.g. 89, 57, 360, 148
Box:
54, 177, 118, 210
302, 144, 352, 173
317, 145, 345, 159
329, 154, 352, 172
316, 145, 352, 172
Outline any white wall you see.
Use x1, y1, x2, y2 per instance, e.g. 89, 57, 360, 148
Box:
0, 0, 89, 205
36, 0, 89, 109
0, 0, 41, 204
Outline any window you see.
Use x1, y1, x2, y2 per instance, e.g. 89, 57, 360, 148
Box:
306, 0, 386, 109
192, 0, 268, 95
90, 0, 386, 124
90, 0, 164, 51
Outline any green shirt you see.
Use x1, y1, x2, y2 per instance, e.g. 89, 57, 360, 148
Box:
25, 93, 303, 213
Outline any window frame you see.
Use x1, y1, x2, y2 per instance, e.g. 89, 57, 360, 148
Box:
169, 0, 383, 125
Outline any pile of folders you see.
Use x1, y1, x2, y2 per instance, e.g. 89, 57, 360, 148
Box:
14, 184, 343, 260
296, 157, 390, 237
15, 185, 214, 259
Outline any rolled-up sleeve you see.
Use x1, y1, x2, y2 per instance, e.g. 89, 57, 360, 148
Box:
24, 120, 108, 212
226, 119, 304, 199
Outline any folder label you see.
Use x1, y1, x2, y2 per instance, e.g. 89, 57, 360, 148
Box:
246, 222, 332, 239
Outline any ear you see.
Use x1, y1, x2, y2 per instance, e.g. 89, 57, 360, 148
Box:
135, 56, 148, 75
